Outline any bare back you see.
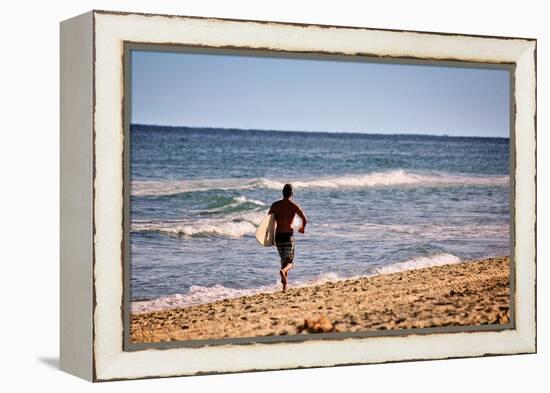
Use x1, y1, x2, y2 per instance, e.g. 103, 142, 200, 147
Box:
269, 198, 306, 234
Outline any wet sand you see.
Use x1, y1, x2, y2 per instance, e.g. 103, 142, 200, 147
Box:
130, 256, 510, 343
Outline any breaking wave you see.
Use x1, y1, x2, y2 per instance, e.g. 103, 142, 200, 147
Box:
372, 253, 461, 274
131, 170, 508, 197
132, 211, 266, 239
131, 253, 462, 313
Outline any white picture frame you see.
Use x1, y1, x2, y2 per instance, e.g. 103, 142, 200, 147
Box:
60, 10, 536, 382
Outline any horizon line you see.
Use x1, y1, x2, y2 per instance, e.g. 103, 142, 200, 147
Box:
130, 123, 510, 139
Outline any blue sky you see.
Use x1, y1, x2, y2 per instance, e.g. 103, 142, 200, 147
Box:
131, 50, 510, 137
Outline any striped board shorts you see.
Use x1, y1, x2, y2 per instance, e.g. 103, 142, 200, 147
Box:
275, 232, 295, 267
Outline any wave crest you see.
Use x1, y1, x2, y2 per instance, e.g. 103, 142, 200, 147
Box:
132, 170, 508, 196
132, 211, 266, 238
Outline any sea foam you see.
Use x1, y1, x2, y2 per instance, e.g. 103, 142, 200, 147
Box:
373, 253, 461, 274
132, 211, 266, 238
131, 170, 509, 197
131, 253, 462, 313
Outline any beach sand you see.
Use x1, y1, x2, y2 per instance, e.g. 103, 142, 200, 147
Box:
130, 256, 510, 343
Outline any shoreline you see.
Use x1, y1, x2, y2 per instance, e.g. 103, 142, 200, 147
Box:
131, 256, 510, 343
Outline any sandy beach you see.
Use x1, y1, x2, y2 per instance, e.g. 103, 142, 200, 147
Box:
130, 256, 510, 343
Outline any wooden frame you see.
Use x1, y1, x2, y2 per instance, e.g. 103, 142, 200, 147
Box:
60, 10, 536, 382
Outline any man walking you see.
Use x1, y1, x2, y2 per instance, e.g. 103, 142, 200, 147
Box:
268, 184, 307, 291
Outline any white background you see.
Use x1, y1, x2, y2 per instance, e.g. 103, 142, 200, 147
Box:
0, 0, 546, 391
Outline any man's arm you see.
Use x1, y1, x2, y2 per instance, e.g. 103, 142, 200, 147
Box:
294, 203, 308, 234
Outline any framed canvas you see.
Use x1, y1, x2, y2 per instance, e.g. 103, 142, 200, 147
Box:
60, 10, 537, 382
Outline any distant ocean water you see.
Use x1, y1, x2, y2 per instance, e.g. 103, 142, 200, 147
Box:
130, 125, 510, 313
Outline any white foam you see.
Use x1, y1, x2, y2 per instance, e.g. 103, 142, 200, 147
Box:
131, 178, 246, 196
131, 272, 347, 313
132, 220, 256, 238
250, 178, 286, 190
131, 170, 509, 196
233, 196, 265, 206
132, 211, 266, 238
131, 253, 463, 313
373, 253, 461, 274
288, 170, 508, 189
131, 283, 280, 313
131, 284, 279, 314
199, 196, 266, 214
302, 271, 343, 285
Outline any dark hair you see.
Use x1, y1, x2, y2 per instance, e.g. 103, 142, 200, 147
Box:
282, 184, 293, 198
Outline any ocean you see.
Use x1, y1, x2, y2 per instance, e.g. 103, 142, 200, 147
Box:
130, 125, 510, 313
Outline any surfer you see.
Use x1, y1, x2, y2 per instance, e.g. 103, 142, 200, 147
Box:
268, 184, 308, 291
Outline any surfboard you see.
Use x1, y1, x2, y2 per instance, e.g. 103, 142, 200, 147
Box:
255, 213, 277, 247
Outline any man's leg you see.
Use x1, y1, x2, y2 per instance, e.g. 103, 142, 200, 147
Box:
279, 266, 287, 289
280, 262, 293, 291
277, 244, 287, 289
282, 262, 293, 281
277, 240, 295, 291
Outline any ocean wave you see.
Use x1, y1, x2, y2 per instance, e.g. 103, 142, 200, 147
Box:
131, 211, 266, 238
372, 253, 461, 274
131, 284, 277, 314
131, 253, 462, 313
233, 195, 266, 206
131, 273, 348, 313
132, 178, 250, 196
198, 195, 266, 215
265, 171, 508, 190
132, 170, 509, 196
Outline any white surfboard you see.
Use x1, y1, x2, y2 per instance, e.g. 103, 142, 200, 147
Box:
255, 213, 277, 247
